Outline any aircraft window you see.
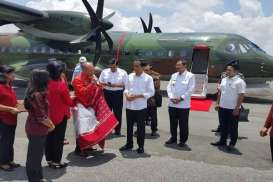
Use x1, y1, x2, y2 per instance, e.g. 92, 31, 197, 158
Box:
168, 50, 175, 57
225, 43, 236, 53
156, 51, 165, 57
16, 48, 22, 53
180, 50, 187, 58
247, 42, 266, 53
8, 48, 14, 53
1, 47, 6, 53
32, 47, 37, 54
242, 44, 250, 51
41, 47, 47, 54
37, 47, 43, 53
239, 44, 247, 54
49, 48, 55, 54
145, 51, 153, 57
25, 48, 30, 53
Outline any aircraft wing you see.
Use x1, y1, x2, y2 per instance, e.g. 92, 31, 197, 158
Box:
0, 1, 48, 24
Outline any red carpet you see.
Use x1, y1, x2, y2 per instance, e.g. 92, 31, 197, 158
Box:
191, 99, 213, 112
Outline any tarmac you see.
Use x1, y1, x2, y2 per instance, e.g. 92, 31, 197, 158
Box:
0, 83, 273, 182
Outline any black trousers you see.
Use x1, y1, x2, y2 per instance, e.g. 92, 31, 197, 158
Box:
271, 137, 273, 162
219, 108, 239, 146
45, 117, 67, 163
126, 109, 146, 148
26, 136, 46, 182
0, 121, 16, 165
104, 89, 123, 134
216, 110, 223, 131
146, 107, 158, 132
168, 107, 190, 143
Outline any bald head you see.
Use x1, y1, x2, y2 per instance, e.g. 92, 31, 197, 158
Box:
82, 62, 94, 75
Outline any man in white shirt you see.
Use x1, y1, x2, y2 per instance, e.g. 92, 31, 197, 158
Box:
99, 59, 128, 136
166, 60, 195, 147
71, 56, 87, 82
120, 60, 155, 154
211, 61, 246, 152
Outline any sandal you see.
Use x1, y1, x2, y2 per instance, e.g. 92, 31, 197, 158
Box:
0, 164, 14, 172
49, 162, 68, 169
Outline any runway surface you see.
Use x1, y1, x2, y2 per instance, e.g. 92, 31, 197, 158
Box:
0, 84, 273, 182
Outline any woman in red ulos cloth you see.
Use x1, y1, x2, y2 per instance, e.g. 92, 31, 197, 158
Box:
72, 62, 118, 152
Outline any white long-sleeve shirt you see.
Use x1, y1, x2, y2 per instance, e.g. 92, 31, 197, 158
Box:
167, 71, 195, 109
99, 68, 128, 91
124, 72, 155, 110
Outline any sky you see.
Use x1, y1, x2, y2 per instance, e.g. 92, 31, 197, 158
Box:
1, 0, 273, 55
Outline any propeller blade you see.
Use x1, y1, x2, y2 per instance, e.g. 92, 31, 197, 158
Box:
96, 0, 104, 19
154, 27, 162, 33
103, 11, 116, 20
140, 17, 148, 33
93, 32, 102, 65
102, 31, 113, 51
82, 0, 99, 27
70, 27, 100, 44
148, 13, 153, 33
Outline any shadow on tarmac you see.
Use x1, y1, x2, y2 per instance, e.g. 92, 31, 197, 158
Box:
66, 152, 116, 167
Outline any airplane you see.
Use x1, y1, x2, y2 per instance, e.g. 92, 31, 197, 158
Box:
0, 0, 273, 98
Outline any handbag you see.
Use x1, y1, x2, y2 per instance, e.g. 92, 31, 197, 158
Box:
155, 92, 162, 108
239, 105, 250, 122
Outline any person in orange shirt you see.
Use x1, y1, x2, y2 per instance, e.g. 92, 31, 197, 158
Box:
260, 105, 273, 162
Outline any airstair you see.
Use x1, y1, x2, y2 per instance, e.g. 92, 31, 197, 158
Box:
190, 45, 210, 99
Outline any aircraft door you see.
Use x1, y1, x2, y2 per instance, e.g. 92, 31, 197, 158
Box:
190, 45, 210, 99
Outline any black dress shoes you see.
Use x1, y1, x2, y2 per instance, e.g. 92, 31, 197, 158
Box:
119, 144, 133, 151
151, 131, 157, 136
137, 147, 144, 154
210, 141, 226, 146
165, 138, 177, 145
178, 142, 186, 147
226, 144, 235, 152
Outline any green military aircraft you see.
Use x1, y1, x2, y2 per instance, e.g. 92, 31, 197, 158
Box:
0, 0, 273, 97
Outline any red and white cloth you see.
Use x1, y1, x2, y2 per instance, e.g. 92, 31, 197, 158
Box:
72, 73, 118, 151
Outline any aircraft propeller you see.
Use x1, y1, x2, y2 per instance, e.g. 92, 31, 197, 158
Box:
140, 13, 162, 33
71, 0, 114, 65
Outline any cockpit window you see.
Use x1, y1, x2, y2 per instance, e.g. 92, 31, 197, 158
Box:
225, 43, 238, 54
247, 42, 266, 53
239, 44, 248, 54
225, 42, 255, 54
